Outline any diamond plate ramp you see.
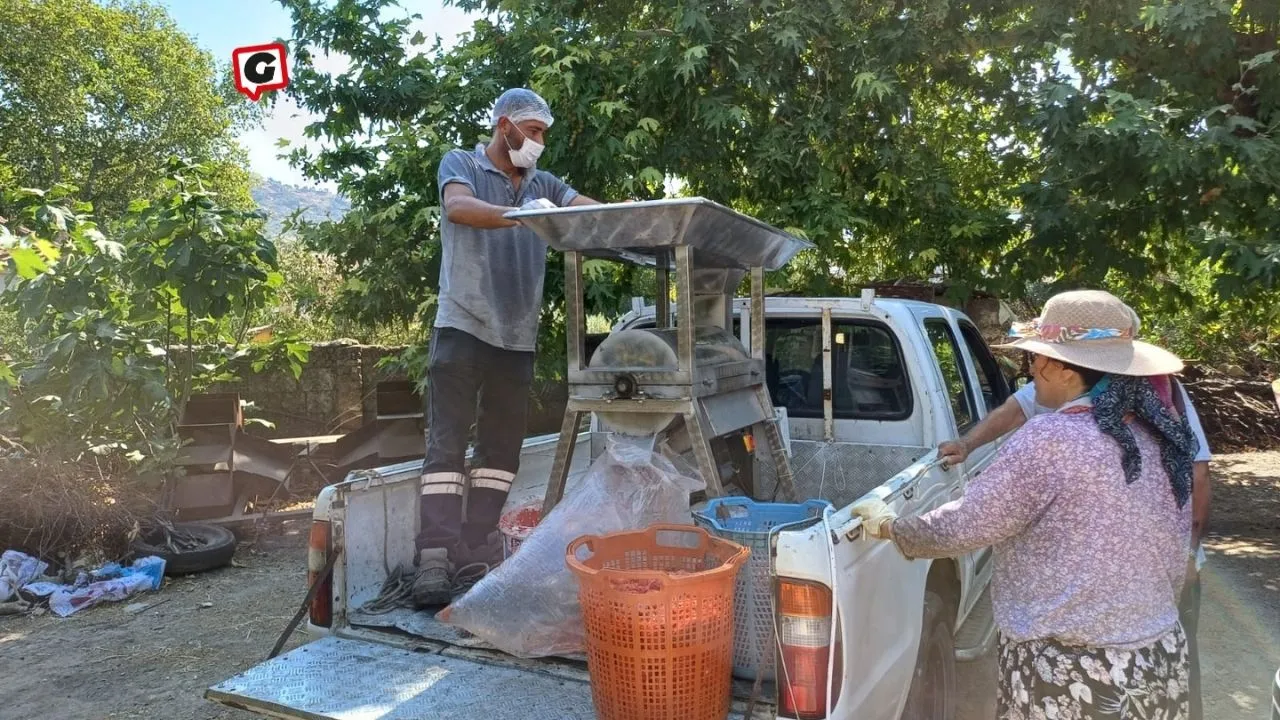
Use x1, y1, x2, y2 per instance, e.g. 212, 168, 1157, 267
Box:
206, 636, 596, 719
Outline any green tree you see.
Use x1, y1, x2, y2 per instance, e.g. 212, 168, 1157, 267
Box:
0, 160, 304, 468
275, 0, 1278, 366
0, 0, 262, 218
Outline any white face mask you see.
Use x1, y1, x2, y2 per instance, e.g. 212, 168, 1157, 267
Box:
504, 123, 544, 168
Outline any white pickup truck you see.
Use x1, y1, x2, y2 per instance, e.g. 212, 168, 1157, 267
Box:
207, 291, 1012, 720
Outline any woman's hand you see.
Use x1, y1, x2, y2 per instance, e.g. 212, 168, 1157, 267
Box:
851, 499, 898, 539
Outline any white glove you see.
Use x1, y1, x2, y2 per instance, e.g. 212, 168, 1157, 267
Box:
520, 198, 557, 211
850, 498, 898, 539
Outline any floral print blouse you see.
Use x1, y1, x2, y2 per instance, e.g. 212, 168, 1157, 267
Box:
892, 410, 1193, 649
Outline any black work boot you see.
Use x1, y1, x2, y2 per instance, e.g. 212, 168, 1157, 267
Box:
466, 530, 506, 566
411, 548, 454, 608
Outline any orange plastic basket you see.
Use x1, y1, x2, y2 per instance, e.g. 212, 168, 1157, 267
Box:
566, 524, 750, 720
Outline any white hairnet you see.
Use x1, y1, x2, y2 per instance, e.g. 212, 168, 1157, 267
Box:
491, 88, 554, 128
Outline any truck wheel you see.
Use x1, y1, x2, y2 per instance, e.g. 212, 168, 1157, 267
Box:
901, 591, 957, 720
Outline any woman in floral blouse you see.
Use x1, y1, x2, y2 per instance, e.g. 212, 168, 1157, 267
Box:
853, 290, 1201, 719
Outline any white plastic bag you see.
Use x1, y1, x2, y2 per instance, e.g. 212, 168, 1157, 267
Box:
439, 438, 704, 658
0, 550, 48, 602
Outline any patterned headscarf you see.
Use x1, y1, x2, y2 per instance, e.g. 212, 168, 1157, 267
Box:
1089, 374, 1200, 508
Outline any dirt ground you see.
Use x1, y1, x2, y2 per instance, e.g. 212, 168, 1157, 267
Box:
1, 452, 1277, 720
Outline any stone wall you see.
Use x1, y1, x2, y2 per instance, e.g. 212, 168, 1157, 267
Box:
866, 283, 1008, 343
212, 341, 406, 439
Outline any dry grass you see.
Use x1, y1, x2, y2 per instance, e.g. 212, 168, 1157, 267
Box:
0, 453, 156, 567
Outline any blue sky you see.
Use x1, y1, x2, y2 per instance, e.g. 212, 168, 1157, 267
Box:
154, 0, 475, 187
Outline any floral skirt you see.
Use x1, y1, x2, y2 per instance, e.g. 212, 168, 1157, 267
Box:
997, 625, 1190, 719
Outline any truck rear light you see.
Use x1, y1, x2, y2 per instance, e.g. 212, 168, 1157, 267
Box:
777, 579, 842, 720
307, 520, 333, 628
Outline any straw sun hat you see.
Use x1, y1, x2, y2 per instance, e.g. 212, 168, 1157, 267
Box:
997, 290, 1183, 377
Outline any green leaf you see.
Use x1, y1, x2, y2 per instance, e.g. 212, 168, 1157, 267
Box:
35, 205, 70, 230
33, 238, 60, 263
593, 100, 629, 118
582, 259, 610, 281
9, 247, 49, 279
0, 359, 15, 386
93, 236, 125, 261
638, 167, 664, 187
623, 129, 650, 149
852, 72, 893, 101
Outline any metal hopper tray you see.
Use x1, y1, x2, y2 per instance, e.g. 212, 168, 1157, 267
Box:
506, 197, 814, 270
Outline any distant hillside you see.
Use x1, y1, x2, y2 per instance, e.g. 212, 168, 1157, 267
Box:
251, 178, 351, 236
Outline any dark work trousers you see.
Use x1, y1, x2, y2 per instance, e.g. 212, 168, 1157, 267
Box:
1180, 557, 1203, 720
416, 327, 535, 561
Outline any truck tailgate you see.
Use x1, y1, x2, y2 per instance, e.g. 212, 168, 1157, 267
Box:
207, 635, 595, 719
207, 635, 774, 719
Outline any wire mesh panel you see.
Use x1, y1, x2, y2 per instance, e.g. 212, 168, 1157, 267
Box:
753, 440, 926, 510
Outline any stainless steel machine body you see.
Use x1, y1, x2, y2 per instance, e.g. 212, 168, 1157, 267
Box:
507, 198, 813, 512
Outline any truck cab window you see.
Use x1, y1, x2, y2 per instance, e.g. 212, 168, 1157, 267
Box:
924, 319, 976, 432
765, 318, 911, 421
958, 321, 1010, 413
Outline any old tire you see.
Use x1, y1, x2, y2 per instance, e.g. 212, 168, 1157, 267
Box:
901, 591, 957, 720
132, 522, 237, 575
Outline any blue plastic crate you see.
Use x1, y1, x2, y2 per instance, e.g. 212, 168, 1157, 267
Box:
694, 497, 833, 682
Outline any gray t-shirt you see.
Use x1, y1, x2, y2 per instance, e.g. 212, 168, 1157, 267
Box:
435, 145, 579, 352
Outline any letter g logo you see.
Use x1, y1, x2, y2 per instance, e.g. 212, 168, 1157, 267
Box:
233, 43, 290, 101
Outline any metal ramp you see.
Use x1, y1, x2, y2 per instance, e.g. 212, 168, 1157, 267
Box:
206, 636, 596, 720
207, 635, 776, 719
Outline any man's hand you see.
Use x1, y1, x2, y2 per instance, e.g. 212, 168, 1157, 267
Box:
938, 438, 970, 466
851, 499, 898, 539
520, 198, 557, 211
934, 394, 1031, 467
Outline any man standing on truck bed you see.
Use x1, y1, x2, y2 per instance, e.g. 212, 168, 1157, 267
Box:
413, 88, 600, 607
